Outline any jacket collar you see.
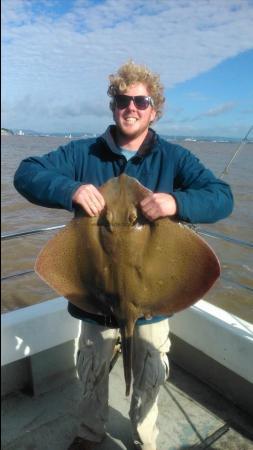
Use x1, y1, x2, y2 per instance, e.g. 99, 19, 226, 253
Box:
99, 125, 158, 157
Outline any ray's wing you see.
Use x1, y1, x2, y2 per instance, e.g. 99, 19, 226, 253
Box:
35, 216, 112, 315
132, 218, 220, 317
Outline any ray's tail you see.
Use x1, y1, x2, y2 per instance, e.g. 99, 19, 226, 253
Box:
120, 319, 136, 396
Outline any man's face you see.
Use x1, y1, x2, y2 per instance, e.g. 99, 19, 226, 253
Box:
113, 83, 157, 142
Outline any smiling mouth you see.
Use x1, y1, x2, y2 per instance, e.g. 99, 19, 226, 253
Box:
124, 117, 138, 124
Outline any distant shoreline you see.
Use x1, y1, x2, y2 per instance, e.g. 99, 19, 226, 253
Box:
2, 130, 250, 143
1, 128, 14, 136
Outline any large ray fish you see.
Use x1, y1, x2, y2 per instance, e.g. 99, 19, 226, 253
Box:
35, 174, 220, 395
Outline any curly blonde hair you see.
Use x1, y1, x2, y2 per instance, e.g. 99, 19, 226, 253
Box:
108, 60, 165, 121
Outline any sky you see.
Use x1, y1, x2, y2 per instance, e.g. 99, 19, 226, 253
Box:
2, 0, 253, 138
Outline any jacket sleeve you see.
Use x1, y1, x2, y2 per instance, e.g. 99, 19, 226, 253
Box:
172, 146, 234, 224
13, 141, 83, 211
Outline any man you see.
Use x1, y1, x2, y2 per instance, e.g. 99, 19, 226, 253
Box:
14, 61, 233, 450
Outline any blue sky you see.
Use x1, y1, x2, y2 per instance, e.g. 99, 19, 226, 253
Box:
2, 0, 253, 138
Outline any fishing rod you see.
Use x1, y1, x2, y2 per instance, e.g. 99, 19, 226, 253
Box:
219, 124, 253, 179
193, 124, 253, 237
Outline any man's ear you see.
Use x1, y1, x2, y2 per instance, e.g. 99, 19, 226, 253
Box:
150, 108, 157, 124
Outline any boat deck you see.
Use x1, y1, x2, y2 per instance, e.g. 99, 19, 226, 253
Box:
2, 356, 253, 450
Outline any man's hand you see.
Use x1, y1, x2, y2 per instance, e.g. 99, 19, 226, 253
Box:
140, 193, 177, 221
72, 184, 105, 216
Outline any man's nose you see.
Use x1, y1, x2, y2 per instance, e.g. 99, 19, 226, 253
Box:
126, 99, 137, 110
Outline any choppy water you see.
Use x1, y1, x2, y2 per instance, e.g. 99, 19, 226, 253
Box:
1, 135, 253, 322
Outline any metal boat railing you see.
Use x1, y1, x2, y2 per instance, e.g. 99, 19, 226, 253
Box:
1, 225, 66, 241
2, 224, 253, 247
1, 225, 253, 287
196, 227, 253, 249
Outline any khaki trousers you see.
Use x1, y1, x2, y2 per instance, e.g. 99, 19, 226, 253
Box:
75, 319, 170, 450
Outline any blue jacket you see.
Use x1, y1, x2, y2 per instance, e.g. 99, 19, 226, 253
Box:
14, 126, 233, 326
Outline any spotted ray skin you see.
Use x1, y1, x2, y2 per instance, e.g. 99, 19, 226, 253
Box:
35, 174, 220, 395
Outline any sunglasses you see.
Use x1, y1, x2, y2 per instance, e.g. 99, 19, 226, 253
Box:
114, 94, 154, 110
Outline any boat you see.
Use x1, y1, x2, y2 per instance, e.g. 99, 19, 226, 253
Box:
1, 227, 253, 449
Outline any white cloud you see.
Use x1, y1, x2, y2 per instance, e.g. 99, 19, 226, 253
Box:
185, 92, 209, 101
193, 102, 237, 120
2, 0, 253, 132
